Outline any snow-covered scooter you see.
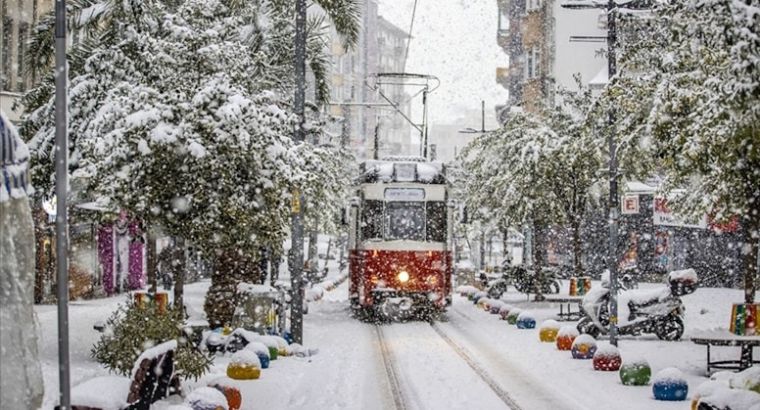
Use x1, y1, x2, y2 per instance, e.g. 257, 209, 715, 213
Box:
576, 269, 698, 341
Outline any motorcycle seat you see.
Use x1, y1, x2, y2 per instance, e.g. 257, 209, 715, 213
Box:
624, 287, 672, 314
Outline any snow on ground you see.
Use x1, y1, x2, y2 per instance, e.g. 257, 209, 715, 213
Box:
35, 270, 758, 409
380, 322, 512, 409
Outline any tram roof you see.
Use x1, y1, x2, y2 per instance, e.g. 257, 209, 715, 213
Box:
357, 159, 447, 184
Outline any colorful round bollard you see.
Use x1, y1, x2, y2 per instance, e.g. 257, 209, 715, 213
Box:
270, 335, 290, 356
516, 311, 536, 329
256, 337, 279, 360
593, 344, 622, 371
556, 326, 579, 350
209, 380, 242, 410
479, 297, 493, 311
507, 308, 523, 325
245, 342, 271, 369
539, 320, 560, 342
227, 350, 262, 380
571, 334, 597, 359
499, 304, 512, 320
619, 359, 651, 386
652, 368, 688, 401
472, 291, 487, 304
489, 301, 504, 314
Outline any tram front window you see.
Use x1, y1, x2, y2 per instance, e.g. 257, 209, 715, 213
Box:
385, 202, 425, 241
361, 200, 384, 240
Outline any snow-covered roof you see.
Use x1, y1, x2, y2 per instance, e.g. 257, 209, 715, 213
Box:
625, 181, 656, 194
359, 160, 446, 184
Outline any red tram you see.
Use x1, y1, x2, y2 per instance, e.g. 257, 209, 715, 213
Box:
347, 158, 454, 318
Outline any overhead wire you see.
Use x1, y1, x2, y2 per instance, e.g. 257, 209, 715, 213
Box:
403, 0, 419, 71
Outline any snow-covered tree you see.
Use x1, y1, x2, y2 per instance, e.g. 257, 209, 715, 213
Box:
21, 0, 360, 324
461, 81, 604, 282
606, 0, 760, 303
461, 114, 564, 299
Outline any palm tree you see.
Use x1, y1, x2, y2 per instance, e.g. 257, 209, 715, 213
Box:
22, 0, 361, 117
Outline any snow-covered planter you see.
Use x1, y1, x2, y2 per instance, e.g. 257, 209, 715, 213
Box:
227, 350, 262, 380
619, 358, 651, 386
571, 334, 597, 359
516, 311, 536, 329
539, 320, 560, 342
244, 342, 271, 369
652, 368, 688, 401
730, 366, 760, 393
692, 367, 760, 409
506, 308, 523, 325
186, 386, 229, 410
592, 344, 622, 371
556, 326, 579, 350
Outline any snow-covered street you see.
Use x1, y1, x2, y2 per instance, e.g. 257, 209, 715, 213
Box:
34, 273, 758, 410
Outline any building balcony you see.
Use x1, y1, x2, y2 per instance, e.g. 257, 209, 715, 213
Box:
496, 67, 510, 89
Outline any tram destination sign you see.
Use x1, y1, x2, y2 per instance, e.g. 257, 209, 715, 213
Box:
384, 188, 426, 201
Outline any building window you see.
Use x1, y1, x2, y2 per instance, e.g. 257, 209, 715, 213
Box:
2, 16, 12, 91
498, 7, 509, 32
526, 0, 542, 13
16, 22, 28, 91
525, 47, 541, 79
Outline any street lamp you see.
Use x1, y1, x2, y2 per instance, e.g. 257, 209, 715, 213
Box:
290, 0, 307, 345
560, 0, 649, 346
457, 100, 498, 274
457, 101, 497, 135
54, 0, 71, 406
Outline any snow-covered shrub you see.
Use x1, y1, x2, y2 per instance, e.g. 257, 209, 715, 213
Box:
91, 299, 211, 380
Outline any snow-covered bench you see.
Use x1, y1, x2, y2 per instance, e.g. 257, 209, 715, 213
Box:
691, 331, 760, 375
66, 340, 179, 410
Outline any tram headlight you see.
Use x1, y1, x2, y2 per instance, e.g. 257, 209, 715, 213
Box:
397, 270, 410, 283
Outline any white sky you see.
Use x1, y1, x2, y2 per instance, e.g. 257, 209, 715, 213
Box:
378, 0, 507, 129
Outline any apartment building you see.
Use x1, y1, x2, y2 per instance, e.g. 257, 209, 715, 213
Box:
1, 0, 53, 122
495, 0, 606, 122
375, 16, 412, 158
325, 1, 411, 159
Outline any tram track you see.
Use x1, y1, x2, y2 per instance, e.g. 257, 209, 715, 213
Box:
375, 324, 409, 410
375, 320, 523, 410
429, 321, 523, 410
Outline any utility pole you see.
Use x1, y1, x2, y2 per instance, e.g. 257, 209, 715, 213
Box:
290, 0, 307, 345
605, 0, 620, 349
561, 0, 633, 346
54, 0, 71, 407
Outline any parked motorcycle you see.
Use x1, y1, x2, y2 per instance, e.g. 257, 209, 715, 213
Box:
486, 265, 561, 299
576, 268, 698, 341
